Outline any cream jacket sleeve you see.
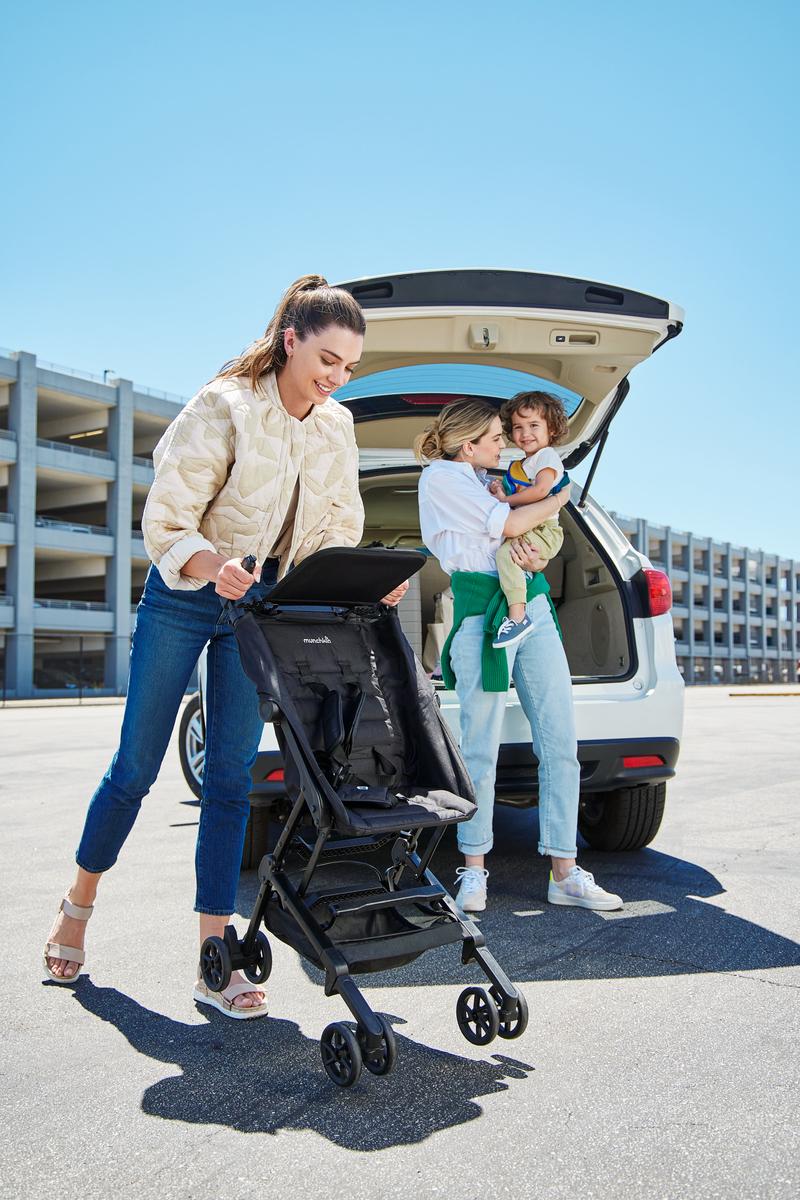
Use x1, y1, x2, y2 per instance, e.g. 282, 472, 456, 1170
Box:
142, 400, 235, 590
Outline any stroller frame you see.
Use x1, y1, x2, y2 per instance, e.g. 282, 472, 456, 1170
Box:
199, 548, 528, 1087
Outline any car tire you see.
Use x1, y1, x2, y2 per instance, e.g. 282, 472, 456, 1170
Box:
179, 693, 271, 871
241, 806, 271, 871
179, 693, 204, 799
577, 783, 666, 852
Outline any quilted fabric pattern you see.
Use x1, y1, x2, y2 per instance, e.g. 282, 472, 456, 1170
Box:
142, 371, 364, 589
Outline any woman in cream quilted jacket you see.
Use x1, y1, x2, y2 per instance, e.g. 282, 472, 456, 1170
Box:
44, 275, 406, 1018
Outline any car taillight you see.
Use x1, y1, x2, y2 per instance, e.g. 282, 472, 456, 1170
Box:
266, 769, 284, 781
643, 569, 672, 616
623, 755, 664, 768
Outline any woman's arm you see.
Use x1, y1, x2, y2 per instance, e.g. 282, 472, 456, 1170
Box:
180, 550, 262, 599
502, 492, 561, 537
142, 393, 235, 589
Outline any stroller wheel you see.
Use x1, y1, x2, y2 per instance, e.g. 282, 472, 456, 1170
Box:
200, 936, 232, 993
320, 1023, 363, 1088
358, 1015, 398, 1077
456, 986, 500, 1046
491, 986, 530, 1040
243, 932, 273, 985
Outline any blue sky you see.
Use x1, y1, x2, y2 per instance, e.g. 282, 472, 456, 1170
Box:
2, 1, 798, 556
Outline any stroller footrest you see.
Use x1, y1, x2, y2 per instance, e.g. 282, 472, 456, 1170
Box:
328, 884, 445, 920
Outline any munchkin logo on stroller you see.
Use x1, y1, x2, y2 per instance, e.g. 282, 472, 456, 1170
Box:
199, 546, 528, 1088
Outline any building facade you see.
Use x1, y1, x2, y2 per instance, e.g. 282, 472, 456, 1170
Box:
0, 350, 184, 699
609, 512, 800, 684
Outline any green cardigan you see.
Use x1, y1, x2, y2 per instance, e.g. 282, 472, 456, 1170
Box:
441, 571, 561, 693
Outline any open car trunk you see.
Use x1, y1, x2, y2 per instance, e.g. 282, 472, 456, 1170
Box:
360, 469, 634, 683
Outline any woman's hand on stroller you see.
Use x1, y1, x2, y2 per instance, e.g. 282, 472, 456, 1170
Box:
215, 555, 262, 599
381, 580, 409, 607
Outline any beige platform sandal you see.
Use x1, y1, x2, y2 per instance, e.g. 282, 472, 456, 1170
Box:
43, 896, 94, 982
193, 978, 269, 1021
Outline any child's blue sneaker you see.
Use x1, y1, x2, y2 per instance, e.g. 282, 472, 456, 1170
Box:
492, 615, 533, 649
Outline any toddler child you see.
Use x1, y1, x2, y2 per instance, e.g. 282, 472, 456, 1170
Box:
489, 390, 570, 648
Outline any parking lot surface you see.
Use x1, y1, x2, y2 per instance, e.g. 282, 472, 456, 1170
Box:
1, 687, 798, 1200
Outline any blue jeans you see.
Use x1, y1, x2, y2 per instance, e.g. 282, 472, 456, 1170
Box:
450, 593, 579, 859
76, 563, 278, 914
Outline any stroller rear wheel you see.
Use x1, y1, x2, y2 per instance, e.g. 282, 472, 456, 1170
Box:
456, 986, 500, 1046
491, 986, 529, 1040
358, 1015, 398, 1077
243, 932, 272, 985
320, 1023, 363, 1088
200, 936, 232, 993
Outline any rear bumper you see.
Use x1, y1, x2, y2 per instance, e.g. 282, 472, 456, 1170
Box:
494, 736, 680, 808
249, 736, 680, 809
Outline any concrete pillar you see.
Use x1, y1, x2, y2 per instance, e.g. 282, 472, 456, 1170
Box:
105, 378, 133, 694
6, 352, 37, 697
686, 531, 695, 684
743, 546, 751, 680
636, 517, 648, 556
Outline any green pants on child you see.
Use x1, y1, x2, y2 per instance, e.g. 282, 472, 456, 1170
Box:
495, 518, 564, 606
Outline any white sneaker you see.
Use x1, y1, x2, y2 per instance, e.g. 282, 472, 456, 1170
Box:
548, 865, 622, 911
454, 866, 489, 913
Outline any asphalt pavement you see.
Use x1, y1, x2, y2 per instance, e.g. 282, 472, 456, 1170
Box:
1, 687, 798, 1200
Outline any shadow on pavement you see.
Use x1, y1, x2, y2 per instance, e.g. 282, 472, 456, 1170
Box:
66, 981, 532, 1147
233, 804, 800, 991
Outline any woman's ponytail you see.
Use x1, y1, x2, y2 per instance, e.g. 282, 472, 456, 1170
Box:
213, 274, 366, 393
414, 421, 445, 463
414, 399, 500, 463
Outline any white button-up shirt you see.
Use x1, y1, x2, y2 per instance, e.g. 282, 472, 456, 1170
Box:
418, 459, 508, 575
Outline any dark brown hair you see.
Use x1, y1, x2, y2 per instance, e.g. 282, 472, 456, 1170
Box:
500, 390, 569, 447
213, 274, 366, 393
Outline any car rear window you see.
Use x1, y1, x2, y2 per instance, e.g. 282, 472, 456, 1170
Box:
335, 364, 582, 415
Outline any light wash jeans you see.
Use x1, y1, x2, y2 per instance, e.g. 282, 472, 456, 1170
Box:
75, 562, 278, 914
450, 593, 579, 858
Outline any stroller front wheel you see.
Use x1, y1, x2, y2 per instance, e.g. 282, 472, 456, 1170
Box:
491, 986, 529, 1040
320, 1023, 363, 1088
243, 932, 272, 985
200, 936, 232, 993
359, 1014, 398, 1077
456, 986, 500, 1046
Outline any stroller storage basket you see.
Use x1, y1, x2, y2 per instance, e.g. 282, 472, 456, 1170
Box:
201, 548, 529, 1087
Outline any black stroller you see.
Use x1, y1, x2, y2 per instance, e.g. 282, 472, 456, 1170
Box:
199, 547, 528, 1087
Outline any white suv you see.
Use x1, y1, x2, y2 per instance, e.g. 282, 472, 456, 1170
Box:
179, 269, 685, 869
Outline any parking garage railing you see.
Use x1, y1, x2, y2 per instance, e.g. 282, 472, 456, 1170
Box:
36, 437, 112, 462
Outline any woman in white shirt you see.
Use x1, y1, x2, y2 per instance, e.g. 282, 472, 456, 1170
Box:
416, 399, 623, 914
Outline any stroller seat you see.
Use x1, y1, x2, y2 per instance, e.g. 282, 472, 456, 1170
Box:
198, 547, 529, 1088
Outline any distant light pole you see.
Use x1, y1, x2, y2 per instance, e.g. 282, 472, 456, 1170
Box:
103, 370, 115, 383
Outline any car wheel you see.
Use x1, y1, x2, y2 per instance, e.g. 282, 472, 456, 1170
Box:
578, 783, 666, 851
179, 693, 204, 799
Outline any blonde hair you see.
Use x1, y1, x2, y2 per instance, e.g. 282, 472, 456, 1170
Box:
213, 274, 366, 393
414, 398, 500, 463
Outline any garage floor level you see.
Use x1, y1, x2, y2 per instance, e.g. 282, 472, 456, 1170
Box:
1, 688, 798, 1200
